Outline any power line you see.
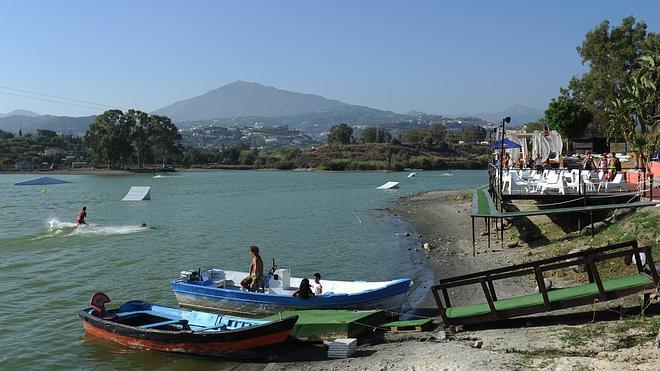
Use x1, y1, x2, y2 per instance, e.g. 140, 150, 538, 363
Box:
0, 85, 116, 108
0, 91, 107, 111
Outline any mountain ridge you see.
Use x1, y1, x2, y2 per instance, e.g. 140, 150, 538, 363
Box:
153, 80, 348, 121
0, 109, 41, 118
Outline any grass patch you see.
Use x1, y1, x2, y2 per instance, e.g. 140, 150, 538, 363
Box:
612, 316, 660, 334
559, 317, 660, 351
560, 325, 603, 348
517, 349, 594, 369
522, 208, 659, 283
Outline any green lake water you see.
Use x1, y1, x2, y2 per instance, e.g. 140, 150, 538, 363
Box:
0, 170, 484, 369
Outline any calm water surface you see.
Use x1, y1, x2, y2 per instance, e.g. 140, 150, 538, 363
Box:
0, 170, 484, 369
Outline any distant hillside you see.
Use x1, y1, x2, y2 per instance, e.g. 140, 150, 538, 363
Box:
153, 81, 349, 121
0, 114, 95, 135
0, 109, 41, 118
155, 81, 483, 133
473, 105, 543, 125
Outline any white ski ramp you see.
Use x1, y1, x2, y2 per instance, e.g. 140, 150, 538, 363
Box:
377, 181, 399, 190
122, 186, 151, 201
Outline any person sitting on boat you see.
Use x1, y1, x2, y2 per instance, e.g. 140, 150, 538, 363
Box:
311, 272, 323, 295
76, 206, 87, 225
240, 245, 264, 292
293, 278, 315, 299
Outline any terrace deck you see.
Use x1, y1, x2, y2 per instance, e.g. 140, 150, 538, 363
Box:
470, 186, 658, 254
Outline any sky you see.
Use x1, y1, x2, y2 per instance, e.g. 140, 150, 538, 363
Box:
0, 0, 658, 117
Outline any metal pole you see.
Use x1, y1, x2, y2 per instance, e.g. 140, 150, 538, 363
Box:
500, 217, 504, 244
499, 119, 506, 200
472, 217, 476, 257
487, 218, 491, 250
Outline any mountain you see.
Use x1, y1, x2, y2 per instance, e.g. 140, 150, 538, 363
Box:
405, 110, 427, 116
0, 109, 41, 118
472, 105, 543, 126
153, 81, 349, 121
0, 114, 95, 135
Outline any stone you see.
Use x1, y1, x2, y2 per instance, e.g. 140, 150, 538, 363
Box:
480, 231, 488, 236
568, 245, 591, 273
423, 242, 431, 251
535, 278, 553, 292
506, 241, 519, 248
472, 340, 483, 349
434, 330, 447, 340
655, 331, 660, 348
404, 232, 411, 237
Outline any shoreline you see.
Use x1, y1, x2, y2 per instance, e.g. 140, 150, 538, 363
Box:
389, 189, 535, 312
262, 190, 660, 370
0, 168, 480, 176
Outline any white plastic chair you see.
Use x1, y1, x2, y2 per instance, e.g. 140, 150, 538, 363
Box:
565, 170, 580, 192
598, 173, 627, 192
508, 172, 529, 194
541, 172, 566, 195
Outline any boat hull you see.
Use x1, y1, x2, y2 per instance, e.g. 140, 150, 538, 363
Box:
79, 309, 297, 359
172, 278, 411, 316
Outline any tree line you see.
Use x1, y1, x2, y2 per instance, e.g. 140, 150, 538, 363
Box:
84, 109, 182, 169
327, 123, 486, 147
0, 129, 82, 169
539, 16, 658, 169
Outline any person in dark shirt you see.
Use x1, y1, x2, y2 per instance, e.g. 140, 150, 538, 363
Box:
293, 278, 315, 299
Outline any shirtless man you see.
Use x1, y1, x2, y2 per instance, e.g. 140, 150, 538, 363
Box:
240, 245, 263, 291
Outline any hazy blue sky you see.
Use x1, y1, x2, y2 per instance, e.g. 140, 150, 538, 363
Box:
1, 0, 658, 117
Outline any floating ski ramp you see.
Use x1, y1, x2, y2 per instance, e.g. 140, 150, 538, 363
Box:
122, 186, 151, 201
15, 176, 70, 186
377, 181, 399, 190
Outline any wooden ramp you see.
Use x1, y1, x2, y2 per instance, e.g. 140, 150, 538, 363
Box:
431, 240, 659, 326
262, 309, 387, 342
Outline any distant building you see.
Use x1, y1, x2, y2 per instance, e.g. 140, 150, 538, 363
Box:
15, 161, 33, 170
44, 147, 66, 157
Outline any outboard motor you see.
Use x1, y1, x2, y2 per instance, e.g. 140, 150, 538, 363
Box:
180, 268, 203, 281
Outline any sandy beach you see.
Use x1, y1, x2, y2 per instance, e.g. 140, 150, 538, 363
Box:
261, 189, 660, 370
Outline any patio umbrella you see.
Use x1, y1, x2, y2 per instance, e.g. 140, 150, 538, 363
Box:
490, 138, 522, 150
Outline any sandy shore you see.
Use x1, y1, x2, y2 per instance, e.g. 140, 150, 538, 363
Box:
390, 190, 536, 311
259, 189, 659, 370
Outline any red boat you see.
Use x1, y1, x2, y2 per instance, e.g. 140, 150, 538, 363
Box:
79, 293, 298, 359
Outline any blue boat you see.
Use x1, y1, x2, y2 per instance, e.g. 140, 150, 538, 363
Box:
171, 268, 412, 316
79, 292, 298, 359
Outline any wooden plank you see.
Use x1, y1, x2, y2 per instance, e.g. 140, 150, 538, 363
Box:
381, 319, 433, 333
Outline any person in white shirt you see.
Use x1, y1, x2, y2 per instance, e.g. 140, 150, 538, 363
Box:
311, 272, 323, 295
